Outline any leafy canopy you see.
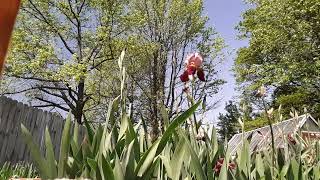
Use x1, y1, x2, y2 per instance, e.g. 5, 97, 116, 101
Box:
236, 0, 320, 118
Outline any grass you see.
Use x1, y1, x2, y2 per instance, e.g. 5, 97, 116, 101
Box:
0, 162, 38, 179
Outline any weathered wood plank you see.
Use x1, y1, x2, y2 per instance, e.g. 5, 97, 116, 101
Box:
0, 98, 15, 164
5, 102, 23, 163
12, 103, 27, 163
0, 96, 85, 166
19, 105, 33, 161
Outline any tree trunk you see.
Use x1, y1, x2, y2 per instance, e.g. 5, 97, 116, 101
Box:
73, 79, 85, 124
150, 52, 160, 141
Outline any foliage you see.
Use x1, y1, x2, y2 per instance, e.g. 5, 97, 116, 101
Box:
2, 0, 131, 123
216, 100, 272, 137
21, 100, 320, 179
217, 101, 241, 140
0, 162, 37, 179
22, 107, 320, 179
2, 0, 225, 134
235, 0, 320, 118
20, 52, 320, 180
244, 116, 269, 131
21, 52, 210, 179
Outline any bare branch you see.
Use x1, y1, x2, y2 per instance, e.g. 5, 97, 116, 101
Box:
78, 0, 86, 14
11, 75, 58, 82
53, 83, 76, 110
2, 87, 39, 95
90, 57, 114, 70
67, 0, 78, 21
34, 97, 69, 112
38, 87, 65, 100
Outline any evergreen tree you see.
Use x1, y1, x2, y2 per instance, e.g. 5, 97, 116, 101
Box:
217, 101, 241, 140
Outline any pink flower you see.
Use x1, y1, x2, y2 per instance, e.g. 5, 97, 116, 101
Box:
180, 53, 205, 82
185, 53, 203, 67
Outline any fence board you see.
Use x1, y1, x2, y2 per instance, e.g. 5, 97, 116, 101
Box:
0, 96, 85, 166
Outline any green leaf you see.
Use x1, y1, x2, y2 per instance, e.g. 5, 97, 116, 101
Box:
105, 96, 120, 140
100, 154, 115, 180
87, 158, 98, 171
58, 113, 72, 178
135, 102, 200, 177
84, 118, 94, 144
118, 115, 129, 141
289, 159, 299, 180
87, 157, 99, 178
180, 130, 206, 180
157, 101, 201, 155
92, 124, 103, 154
102, 127, 114, 156
238, 139, 249, 176
159, 155, 172, 178
70, 139, 80, 161
135, 140, 160, 177
210, 126, 218, 161
255, 153, 265, 178
113, 153, 124, 180
122, 140, 135, 180
21, 124, 48, 179
170, 137, 186, 180
44, 126, 57, 178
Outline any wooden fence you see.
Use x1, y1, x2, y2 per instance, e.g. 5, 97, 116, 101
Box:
0, 96, 85, 165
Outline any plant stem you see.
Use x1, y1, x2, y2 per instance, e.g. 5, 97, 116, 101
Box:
191, 81, 199, 134
262, 98, 275, 175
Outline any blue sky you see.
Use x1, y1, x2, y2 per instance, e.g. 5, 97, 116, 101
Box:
203, 0, 250, 122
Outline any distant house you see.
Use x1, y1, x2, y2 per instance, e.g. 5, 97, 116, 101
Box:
228, 114, 320, 155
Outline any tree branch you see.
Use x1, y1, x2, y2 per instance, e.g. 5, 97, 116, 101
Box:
78, 0, 86, 14
27, 0, 75, 54
12, 75, 59, 82
90, 57, 114, 70
34, 97, 69, 112
53, 83, 76, 110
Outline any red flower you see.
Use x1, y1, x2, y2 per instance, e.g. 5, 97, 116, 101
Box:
228, 162, 236, 169
180, 53, 205, 82
185, 53, 203, 67
197, 68, 205, 81
213, 158, 224, 174
213, 158, 236, 175
180, 70, 189, 82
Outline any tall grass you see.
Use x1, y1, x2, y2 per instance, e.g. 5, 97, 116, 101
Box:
0, 162, 37, 179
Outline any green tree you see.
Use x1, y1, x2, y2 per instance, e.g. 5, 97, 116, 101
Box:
1, 0, 225, 137
111, 0, 226, 138
217, 101, 241, 140
2, 0, 129, 123
235, 0, 320, 118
